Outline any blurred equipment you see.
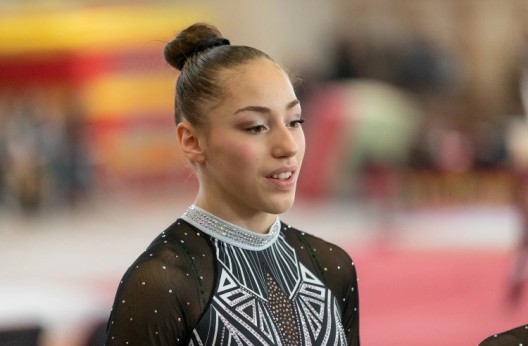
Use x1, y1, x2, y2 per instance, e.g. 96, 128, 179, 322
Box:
299, 79, 421, 199
0, 325, 42, 346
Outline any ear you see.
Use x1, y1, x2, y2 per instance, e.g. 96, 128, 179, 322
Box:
176, 122, 206, 164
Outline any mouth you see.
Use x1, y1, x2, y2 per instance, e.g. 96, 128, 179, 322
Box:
266, 166, 297, 183
270, 171, 293, 180
266, 167, 297, 191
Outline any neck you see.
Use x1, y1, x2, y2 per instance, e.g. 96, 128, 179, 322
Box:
194, 199, 276, 234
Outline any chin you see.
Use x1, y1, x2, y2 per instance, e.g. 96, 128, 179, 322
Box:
265, 194, 296, 215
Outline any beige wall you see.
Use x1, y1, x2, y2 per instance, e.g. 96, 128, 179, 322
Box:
205, 0, 528, 119
199, 0, 338, 70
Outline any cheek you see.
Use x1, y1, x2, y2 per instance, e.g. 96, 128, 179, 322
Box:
296, 131, 306, 160
216, 139, 261, 171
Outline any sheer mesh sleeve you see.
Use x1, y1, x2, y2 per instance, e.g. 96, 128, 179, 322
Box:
284, 225, 360, 346
105, 220, 215, 346
479, 324, 528, 346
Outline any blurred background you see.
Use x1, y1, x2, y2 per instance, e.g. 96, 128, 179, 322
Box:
1, 0, 528, 345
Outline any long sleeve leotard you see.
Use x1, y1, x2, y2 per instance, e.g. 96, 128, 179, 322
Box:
106, 206, 360, 345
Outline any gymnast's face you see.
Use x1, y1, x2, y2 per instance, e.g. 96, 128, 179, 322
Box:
192, 58, 305, 223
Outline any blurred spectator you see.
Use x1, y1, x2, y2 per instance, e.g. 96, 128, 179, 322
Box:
395, 36, 457, 96
3, 92, 46, 215
433, 129, 474, 173
325, 36, 365, 80
506, 117, 528, 304
471, 119, 508, 170
506, 29, 528, 304
0, 87, 91, 216
52, 90, 91, 209
0, 95, 8, 207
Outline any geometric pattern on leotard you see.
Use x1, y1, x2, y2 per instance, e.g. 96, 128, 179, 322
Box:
190, 269, 282, 345
188, 233, 347, 346
215, 233, 300, 300
294, 266, 348, 345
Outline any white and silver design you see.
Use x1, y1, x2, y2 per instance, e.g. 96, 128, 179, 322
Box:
182, 205, 280, 250
184, 206, 347, 346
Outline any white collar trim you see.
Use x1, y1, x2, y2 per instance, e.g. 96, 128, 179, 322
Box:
181, 205, 281, 250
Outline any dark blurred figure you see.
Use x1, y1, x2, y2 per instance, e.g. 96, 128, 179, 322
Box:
83, 320, 106, 346
395, 36, 456, 96
506, 117, 528, 305
471, 119, 508, 170
326, 36, 364, 80
506, 29, 528, 304
54, 91, 91, 209
0, 95, 8, 207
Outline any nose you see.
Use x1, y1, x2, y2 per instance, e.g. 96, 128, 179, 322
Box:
271, 124, 299, 158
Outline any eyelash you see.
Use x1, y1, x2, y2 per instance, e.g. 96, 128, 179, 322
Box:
288, 119, 305, 128
245, 119, 304, 134
246, 125, 267, 134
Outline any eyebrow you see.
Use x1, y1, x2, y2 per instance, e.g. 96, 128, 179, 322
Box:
234, 99, 300, 114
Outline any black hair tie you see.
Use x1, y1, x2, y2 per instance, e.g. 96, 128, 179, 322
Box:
192, 38, 230, 57
176, 38, 230, 69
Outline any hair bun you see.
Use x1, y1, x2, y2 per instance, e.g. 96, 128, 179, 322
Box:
164, 23, 226, 71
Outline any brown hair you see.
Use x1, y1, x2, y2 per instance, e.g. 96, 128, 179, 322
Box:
164, 23, 272, 126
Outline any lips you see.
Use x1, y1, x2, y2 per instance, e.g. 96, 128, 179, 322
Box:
271, 171, 293, 180
266, 167, 297, 190
267, 166, 296, 179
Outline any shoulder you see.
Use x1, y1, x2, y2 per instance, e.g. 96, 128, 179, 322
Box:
107, 219, 217, 345
279, 221, 357, 285
118, 219, 215, 300
141, 218, 216, 269
280, 221, 355, 265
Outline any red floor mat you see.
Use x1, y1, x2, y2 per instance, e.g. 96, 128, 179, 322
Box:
352, 248, 528, 346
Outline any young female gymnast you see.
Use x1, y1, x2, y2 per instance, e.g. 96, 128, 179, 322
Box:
105, 22, 360, 345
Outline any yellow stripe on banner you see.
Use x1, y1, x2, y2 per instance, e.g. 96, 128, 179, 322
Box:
82, 73, 175, 120
0, 4, 212, 54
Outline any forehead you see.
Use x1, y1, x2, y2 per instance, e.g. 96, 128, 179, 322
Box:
219, 58, 296, 105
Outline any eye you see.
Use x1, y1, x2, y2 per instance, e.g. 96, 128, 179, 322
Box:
287, 119, 305, 128
246, 124, 268, 134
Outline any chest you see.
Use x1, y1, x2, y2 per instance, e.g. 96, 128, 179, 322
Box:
189, 236, 347, 346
